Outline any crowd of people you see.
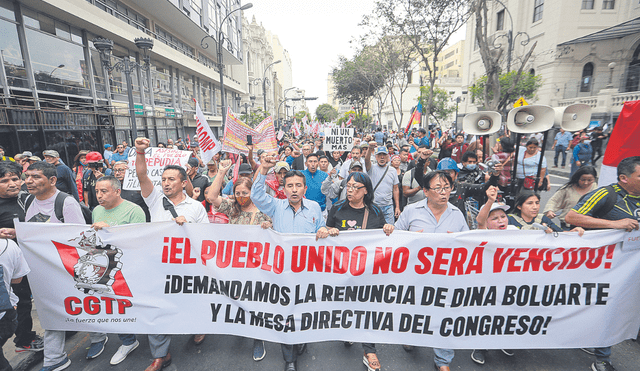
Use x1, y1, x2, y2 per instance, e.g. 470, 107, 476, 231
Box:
0, 122, 635, 371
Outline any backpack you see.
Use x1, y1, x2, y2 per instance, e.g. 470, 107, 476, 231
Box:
25, 192, 93, 224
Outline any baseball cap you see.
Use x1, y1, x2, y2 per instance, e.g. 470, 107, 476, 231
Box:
274, 161, 290, 173
187, 157, 199, 168
104, 144, 112, 149
437, 157, 460, 172
85, 151, 103, 163
43, 150, 60, 158
489, 202, 510, 214
238, 163, 253, 175
256, 149, 265, 157
22, 151, 33, 157
375, 146, 388, 155
349, 160, 364, 170
360, 142, 369, 149
190, 142, 199, 148
28, 156, 41, 161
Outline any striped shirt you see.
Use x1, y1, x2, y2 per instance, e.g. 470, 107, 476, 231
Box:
572, 184, 640, 221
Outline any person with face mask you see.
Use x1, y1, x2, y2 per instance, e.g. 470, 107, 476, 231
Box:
457, 151, 483, 184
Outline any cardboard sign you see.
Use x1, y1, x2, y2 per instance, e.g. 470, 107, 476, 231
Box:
122, 147, 191, 191
325, 128, 354, 151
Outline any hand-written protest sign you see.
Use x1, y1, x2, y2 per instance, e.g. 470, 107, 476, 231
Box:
15, 223, 640, 349
122, 147, 191, 190
325, 128, 354, 151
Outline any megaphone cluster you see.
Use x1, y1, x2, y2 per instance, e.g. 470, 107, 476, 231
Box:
462, 103, 592, 134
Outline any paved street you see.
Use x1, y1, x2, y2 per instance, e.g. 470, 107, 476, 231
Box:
11, 149, 640, 371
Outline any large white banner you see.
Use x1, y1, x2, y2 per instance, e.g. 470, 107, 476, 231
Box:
122, 147, 191, 191
15, 222, 640, 349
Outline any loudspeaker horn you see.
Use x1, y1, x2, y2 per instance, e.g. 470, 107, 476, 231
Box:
554, 103, 592, 132
462, 111, 502, 135
506, 105, 555, 134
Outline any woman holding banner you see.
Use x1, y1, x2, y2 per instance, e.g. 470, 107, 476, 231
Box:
316, 171, 394, 371
204, 159, 272, 361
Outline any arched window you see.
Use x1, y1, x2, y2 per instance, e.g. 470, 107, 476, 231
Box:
625, 44, 640, 92
529, 68, 535, 76
580, 62, 594, 93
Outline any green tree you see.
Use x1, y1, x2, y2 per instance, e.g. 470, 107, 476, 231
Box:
315, 104, 339, 123
240, 108, 269, 128
419, 86, 456, 125
336, 110, 372, 129
293, 111, 310, 121
468, 71, 543, 111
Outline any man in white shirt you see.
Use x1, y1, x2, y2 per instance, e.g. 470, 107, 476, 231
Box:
134, 138, 208, 371
364, 143, 400, 224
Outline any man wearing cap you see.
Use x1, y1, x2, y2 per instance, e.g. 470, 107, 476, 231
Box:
322, 160, 364, 209
43, 150, 79, 201
103, 144, 113, 166
187, 157, 210, 202
83, 152, 108, 210
410, 128, 430, 154
266, 162, 289, 199
364, 142, 400, 224
338, 146, 364, 179
301, 153, 328, 213
222, 163, 253, 196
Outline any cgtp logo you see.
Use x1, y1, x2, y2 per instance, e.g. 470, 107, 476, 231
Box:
52, 229, 132, 297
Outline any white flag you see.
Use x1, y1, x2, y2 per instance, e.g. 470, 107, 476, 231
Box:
194, 99, 221, 164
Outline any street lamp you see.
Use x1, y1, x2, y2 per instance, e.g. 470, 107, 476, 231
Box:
277, 86, 297, 125
492, 0, 530, 74
201, 2, 253, 130
261, 60, 281, 112
49, 64, 65, 77
93, 37, 153, 140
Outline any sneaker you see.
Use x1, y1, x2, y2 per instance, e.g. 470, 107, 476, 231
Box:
501, 349, 514, 356
253, 339, 266, 361
39, 357, 71, 371
110, 340, 139, 365
471, 349, 485, 365
16, 335, 44, 352
581, 348, 596, 355
591, 361, 616, 371
363, 352, 381, 371
86, 336, 108, 359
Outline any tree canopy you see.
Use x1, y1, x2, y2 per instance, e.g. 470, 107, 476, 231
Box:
468, 71, 543, 111
315, 104, 339, 123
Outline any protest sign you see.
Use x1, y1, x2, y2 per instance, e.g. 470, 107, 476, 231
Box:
222, 108, 278, 155
16, 223, 640, 349
325, 128, 354, 151
122, 147, 191, 190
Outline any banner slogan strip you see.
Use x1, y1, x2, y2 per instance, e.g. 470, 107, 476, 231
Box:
15, 223, 640, 349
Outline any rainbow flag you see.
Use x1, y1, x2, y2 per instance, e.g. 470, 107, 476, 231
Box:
404, 102, 422, 134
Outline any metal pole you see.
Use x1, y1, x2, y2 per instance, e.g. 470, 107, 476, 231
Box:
533, 131, 548, 192
217, 29, 226, 128
124, 57, 138, 140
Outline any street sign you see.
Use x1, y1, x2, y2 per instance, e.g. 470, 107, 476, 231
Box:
134, 103, 144, 116
514, 97, 529, 107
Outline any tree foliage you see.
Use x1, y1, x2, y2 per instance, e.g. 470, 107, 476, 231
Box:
315, 104, 339, 123
468, 71, 543, 110
336, 110, 372, 129
419, 86, 456, 125
239, 108, 269, 128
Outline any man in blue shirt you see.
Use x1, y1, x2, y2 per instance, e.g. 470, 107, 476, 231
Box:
374, 127, 386, 145
552, 128, 573, 168
301, 153, 328, 212
251, 154, 324, 371
410, 128, 429, 153
110, 144, 128, 165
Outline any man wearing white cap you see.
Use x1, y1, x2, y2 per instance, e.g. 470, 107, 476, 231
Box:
43, 150, 79, 201
364, 142, 400, 224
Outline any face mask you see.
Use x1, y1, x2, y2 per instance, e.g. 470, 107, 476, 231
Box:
465, 164, 477, 171
584, 140, 591, 145
236, 196, 251, 206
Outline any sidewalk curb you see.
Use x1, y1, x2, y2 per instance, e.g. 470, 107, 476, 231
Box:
13, 351, 42, 371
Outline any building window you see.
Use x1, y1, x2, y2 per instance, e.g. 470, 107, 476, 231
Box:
529, 68, 535, 76
580, 62, 594, 93
603, 0, 615, 9
581, 0, 594, 9
533, 0, 544, 22
496, 9, 505, 31
407, 70, 412, 84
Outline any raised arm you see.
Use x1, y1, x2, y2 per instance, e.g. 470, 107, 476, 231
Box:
205, 159, 232, 209
134, 138, 154, 198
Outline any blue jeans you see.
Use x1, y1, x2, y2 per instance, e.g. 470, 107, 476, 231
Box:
434, 348, 455, 367
594, 346, 611, 363
554, 145, 567, 166
380, 204, 395, 225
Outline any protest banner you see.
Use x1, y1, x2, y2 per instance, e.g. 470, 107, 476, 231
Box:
325, 128, 354, 151
222, 108, 278, 155
194, 99, 221, 165
122, 147, 191, 190
16, 223, 640, 349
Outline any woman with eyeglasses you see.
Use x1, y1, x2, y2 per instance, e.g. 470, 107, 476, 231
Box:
316, 171, 393, 371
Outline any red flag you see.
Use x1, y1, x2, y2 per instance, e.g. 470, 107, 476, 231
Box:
599, 100, 640, 186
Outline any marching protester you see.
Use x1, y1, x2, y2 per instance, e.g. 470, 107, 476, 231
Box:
543, 166, 598, 230
291, 143, 312, 170
570, 133, 593, 177
265, 161, 289, 199
339, 145, 364, 179
590, 126, 608, 165
251, 152, 324, 371
301, 153, 328, 213
109, 144, 128, 166
316, 171, 393, 371
134, 137, 209, 371
364, 142, 400, 223
447, 133, 468, 163
83, 152, 110, 210
186, 157, 210, 202
565, 156, 640, 371
112, 161, 150, 222
87, 176, 145, 364
43, 150, 79, 202
396, 170, 469, 371
24, 161, 85, 371
515, 138, 549, 193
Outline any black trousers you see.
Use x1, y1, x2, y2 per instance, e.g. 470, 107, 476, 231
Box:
0, 309, 18, 371
11, 276, 34, 347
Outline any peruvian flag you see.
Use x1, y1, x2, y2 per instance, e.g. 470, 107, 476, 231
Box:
312, 121, 320, 136
598, 100, 640, 186
292, 119, 301, 137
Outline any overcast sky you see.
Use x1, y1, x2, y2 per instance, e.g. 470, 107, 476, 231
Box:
244, 1, 465, 115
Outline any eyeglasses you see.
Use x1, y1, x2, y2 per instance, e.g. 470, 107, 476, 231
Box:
429, 186, 452, 193
345, 184, 365, 191
113, 168, 127, 173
